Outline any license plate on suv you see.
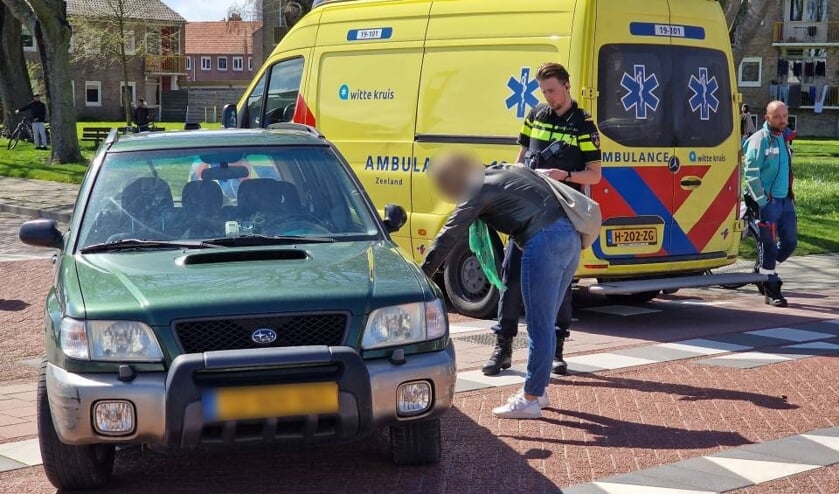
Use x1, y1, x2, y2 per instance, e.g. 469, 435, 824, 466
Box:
202, 382, 339, 421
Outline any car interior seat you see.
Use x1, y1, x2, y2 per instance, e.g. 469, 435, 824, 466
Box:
181, 180, 225, 237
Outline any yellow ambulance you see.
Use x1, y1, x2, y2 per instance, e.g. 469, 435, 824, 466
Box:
226, 0, 762, 317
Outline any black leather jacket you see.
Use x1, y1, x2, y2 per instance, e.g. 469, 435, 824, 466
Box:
421, 164, 566, 276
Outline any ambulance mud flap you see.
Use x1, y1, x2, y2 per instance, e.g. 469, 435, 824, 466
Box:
589, 272, 768, 295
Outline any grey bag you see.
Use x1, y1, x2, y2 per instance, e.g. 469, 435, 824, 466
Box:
524, 167, 603, 249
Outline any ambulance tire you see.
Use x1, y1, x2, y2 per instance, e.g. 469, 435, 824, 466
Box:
444, 240, 500, 319
607, 290, 660, 305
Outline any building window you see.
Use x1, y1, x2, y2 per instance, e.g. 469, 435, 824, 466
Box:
22, 27, 36, 52
201, 56, 211, 71
248, 56, 254, 71
788, 115, 797, 131
85, 81, 102, 107
233, 56, 244, 71
120, 81, 136, 108
123, 31, 136, 55
738, 57, 762, 88
185, 56, 191, 71
218, 56, 228, 71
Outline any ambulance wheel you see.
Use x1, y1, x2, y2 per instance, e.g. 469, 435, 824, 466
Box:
444, 241, 499, 319
607, 290, 660, 305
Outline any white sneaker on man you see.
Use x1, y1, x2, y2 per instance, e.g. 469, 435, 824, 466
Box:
493, 394, 542, 419
507, 389, 551, 408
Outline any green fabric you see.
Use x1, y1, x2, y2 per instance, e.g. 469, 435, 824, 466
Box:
468, 220, 506, 290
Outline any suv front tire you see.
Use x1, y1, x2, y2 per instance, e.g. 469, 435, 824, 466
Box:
389, 418, 442, 465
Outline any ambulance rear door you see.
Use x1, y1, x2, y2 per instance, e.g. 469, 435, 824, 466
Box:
668, 0, 739, 261
591, 0, 677, 268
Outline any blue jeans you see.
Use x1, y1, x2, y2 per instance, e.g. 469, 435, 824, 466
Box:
520, 217, 581, 397
491, 242, 573, 338
759, 197, 798, 275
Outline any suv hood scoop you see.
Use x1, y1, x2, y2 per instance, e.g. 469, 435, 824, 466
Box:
179, 248, 308, 265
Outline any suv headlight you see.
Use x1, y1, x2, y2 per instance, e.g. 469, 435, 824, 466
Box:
361, 299, 447, 350
59, 318, 164, 362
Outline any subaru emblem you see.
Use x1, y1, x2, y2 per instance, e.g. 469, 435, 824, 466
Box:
251, 328, 277, 344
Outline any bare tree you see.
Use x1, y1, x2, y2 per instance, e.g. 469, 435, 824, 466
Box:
0, 4, 33, 131
1, 0, 82, 163
721, 0, 772, 63
71, 0, 146, 128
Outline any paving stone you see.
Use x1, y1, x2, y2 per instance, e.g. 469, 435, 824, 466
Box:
611, 345, 703, 363
598, 457, 753, 492
454, 378, 491, 393
658, 338, 752, 355
565, 353, 657, 371
713, 435, 839, 467
560, 484, 611, 494
0, 455, 27, 473
703, 456, 820, 485
745, 327, 836, 342
0, 439, 41, 466
706, 332, 793, 349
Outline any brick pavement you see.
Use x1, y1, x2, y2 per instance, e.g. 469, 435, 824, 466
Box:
0, 177, 77, 223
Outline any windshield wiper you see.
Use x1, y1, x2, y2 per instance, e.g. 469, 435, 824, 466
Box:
202, 234, 335, 247
80, 239, 214, 254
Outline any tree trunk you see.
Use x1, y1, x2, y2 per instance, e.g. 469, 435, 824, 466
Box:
32, 6, 82, 163
0, 4, 32, 131
3, 0, 82, 163
729, 0, 772, 64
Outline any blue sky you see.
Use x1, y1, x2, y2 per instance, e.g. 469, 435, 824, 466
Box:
163, 0, 239, 21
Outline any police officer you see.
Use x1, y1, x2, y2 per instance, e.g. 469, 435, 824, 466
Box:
483, 62, 602, 376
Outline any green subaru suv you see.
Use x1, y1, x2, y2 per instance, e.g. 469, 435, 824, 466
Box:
19, 125, 456, 490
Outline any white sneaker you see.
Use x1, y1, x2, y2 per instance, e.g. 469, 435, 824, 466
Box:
507, 390, 551, 408
493, 394, 542, 419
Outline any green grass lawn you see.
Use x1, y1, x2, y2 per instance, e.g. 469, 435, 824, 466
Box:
785, 139, 839, 255
0, 121, 222, 183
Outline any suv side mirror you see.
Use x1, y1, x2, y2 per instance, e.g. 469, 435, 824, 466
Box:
19, 219, 64, 250
383, 204, 407, 233
221, 104, 238, 129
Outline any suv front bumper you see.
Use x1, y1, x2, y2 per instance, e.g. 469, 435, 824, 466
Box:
46, 343, 456, 446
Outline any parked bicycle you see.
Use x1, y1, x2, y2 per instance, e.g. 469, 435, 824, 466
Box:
6, 116, 34, 150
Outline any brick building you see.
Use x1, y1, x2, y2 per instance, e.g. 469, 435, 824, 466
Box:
737, 0, 838, 136
23, 0, 187, 122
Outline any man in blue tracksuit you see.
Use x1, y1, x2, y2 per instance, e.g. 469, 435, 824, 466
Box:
742, 101, 797, 307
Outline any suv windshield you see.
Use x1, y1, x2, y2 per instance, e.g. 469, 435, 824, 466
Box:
76, 146, 381, 250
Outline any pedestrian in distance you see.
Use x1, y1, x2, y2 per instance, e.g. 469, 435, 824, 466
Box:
421, 151, 582, 419
483, 62, 603, 378
15, 94, 48, 150
742, 100, 798, 307
133, 99, 151, 132
741, 103, 757, 142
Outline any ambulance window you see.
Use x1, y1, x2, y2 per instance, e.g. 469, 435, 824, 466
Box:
671, 47, 733, 148
263, 57, 304, 127
596, 44, 673, 148
245, 72, 267, 128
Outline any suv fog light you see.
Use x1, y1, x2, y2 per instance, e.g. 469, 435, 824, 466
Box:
396, 381, 432, 417
93, 401, 135, 436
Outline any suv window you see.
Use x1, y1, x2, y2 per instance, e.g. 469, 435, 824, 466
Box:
76, 146, 381, 249
263, 57, 304, 127
597, 45, 732, 148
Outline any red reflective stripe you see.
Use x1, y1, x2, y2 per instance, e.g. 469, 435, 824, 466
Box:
591, 176, 636, 218
672, 165, 710, 211
687, 167, 739, 250
292, 93, 317, 127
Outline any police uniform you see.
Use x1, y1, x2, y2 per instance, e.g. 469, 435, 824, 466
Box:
486, 101, 601, 375
520, 102, 602, 189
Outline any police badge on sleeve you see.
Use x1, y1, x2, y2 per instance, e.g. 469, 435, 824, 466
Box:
591, 131, 601, 149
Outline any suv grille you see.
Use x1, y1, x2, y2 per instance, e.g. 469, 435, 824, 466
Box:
174, 314, 348, 354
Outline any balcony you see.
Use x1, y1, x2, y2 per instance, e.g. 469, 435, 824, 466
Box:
798, 84, 839, 109
773, 21, 839, 46
145, 55, 188, 74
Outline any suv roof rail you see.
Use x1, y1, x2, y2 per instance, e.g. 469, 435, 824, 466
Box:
104, 128, 119, 147
267, 122, 325, 139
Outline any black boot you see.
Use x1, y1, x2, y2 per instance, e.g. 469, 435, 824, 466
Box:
763, 279, 788, 307
482, 335, 513, 376
552, 331, 569, 375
